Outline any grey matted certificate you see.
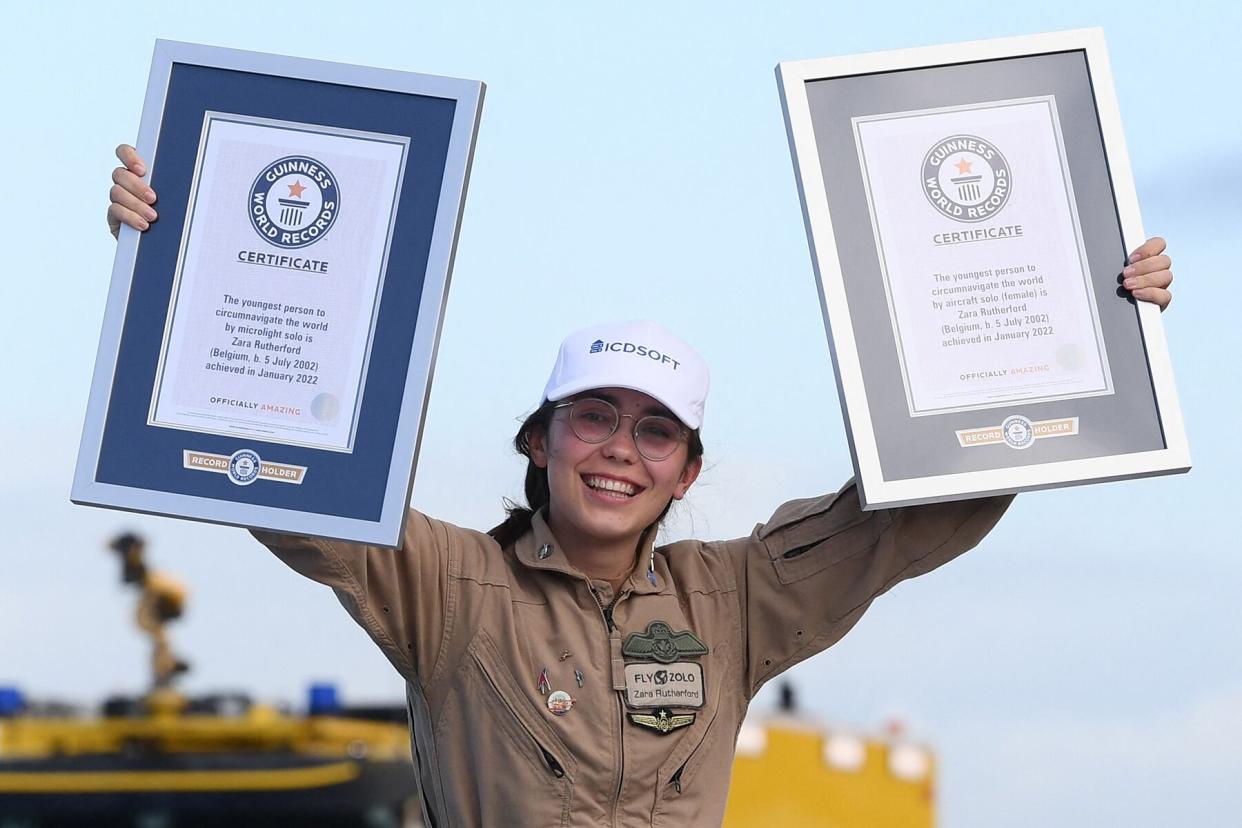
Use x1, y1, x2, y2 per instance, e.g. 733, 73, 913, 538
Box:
777, 29, 1189, 509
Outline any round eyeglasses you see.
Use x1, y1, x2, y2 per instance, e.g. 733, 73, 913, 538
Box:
551, 397, 689, 461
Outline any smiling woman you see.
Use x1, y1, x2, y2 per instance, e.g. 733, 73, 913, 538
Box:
253, 318, 1014, 827
105, 142, 1175, 827
487, 323, 707, 583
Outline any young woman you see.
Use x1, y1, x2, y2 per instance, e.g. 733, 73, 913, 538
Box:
108, 144, 1174, 827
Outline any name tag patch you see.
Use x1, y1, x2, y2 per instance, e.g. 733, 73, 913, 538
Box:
624, 661, 704, 709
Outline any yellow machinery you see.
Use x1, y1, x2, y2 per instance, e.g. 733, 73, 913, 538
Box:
724, 687, 936, 828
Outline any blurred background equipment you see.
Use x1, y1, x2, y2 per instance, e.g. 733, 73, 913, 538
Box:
0, 534, 420, 827
109, 532, 190, 694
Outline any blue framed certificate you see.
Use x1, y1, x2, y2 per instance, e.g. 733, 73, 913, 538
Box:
72, 40, 484, 546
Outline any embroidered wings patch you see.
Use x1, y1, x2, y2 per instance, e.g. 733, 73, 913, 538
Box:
622, 621, 708, 663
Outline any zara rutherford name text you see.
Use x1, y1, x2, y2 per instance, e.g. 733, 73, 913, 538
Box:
238, 250, 329, 273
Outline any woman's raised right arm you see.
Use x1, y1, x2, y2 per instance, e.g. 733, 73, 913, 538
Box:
251, 518, 456, 685
106, 145, 456, 686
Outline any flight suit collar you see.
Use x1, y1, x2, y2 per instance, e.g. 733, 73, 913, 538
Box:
513, 509, 665, 595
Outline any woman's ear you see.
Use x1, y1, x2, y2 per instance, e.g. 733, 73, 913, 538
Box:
672, 455, 702, 500
528, 425, 550, 469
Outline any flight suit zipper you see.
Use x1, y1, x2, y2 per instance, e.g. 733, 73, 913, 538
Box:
541, 746, 566, 778
590, 585, 626, 826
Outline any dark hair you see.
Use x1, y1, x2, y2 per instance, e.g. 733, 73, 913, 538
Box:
487, 399, 705, 548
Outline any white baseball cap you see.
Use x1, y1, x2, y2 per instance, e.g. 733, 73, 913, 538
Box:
542, 321, 710, 429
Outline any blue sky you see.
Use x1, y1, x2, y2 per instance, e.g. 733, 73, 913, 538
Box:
2, 2, 1239, 825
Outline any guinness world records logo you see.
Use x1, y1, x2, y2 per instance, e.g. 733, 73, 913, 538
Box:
922, 135, 1011, 223
1000, 415, 1035, 450
249, 156, 340, 249
227, 449, 263, 486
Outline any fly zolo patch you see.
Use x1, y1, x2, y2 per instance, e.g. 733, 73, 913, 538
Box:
624, 661, 704, 709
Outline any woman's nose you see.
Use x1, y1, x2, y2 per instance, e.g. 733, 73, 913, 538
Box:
600, 418, 640, 461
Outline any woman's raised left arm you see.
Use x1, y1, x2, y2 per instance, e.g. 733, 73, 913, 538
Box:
725, 236, 1175, 695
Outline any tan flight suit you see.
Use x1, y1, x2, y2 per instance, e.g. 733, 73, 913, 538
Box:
255, 480, 1011, 827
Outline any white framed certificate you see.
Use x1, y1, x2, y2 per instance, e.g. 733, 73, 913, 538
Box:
777, 28, 1190, 509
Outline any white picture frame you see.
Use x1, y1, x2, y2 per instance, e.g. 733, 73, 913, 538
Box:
777, 28, 1189, 509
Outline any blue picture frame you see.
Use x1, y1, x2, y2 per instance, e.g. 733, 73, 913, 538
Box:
72, 40, 484, 547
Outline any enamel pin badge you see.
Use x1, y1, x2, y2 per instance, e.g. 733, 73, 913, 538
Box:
629, 708, 695, 735
547, 690, 575, 716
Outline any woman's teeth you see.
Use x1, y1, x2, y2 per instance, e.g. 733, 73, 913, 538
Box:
584, 476, 638, 497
